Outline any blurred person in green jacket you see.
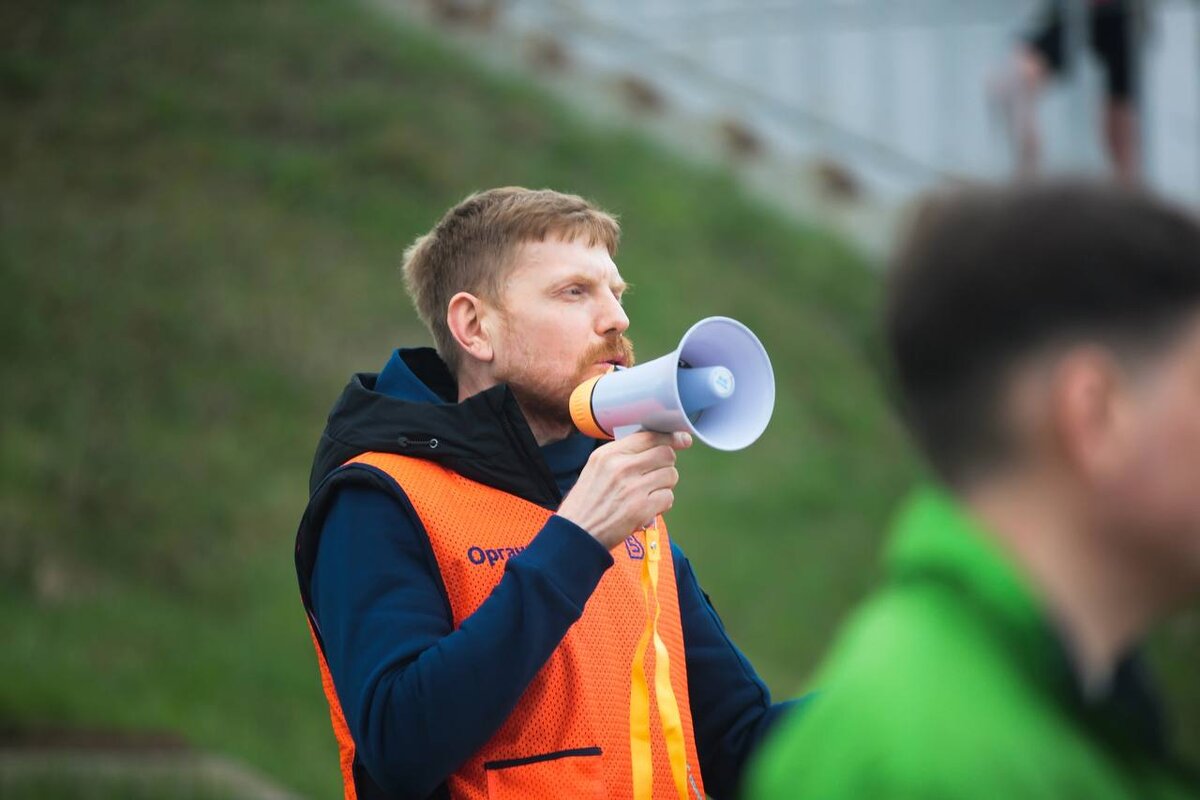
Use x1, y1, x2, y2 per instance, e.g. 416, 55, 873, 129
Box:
750, 180, 1200, 799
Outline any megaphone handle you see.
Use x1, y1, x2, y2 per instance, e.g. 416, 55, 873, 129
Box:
613, 423, 643, 440
613, 424, 653, 527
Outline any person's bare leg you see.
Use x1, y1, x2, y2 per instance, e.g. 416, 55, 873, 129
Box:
1013, 48, 1050, 178
992, 47, 1050, 179
1103, 98, 1140, 185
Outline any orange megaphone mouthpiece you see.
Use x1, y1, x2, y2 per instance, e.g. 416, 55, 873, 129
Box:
570, 375, 614, 440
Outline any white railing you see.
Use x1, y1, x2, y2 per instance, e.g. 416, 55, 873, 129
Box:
499, 0, 1199, 206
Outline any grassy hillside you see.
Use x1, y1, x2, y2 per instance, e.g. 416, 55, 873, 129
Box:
1, 0, 1195, 796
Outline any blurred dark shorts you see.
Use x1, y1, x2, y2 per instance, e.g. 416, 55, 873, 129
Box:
1025, 3, 1136, 100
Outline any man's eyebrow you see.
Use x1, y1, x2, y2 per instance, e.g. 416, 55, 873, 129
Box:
557, 273, 628, 295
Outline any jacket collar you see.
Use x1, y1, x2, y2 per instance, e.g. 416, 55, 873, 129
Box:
309, 348, 571, 508
887, 486, 1171, 756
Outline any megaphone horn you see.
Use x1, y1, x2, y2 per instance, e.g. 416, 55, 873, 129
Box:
569, 316, 775, 451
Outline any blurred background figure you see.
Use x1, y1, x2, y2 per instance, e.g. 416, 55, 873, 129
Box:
992, 0, 1145, 184
750, 180, 1200, 799
490, 0, 1197, 244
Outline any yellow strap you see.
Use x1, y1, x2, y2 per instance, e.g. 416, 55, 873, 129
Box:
628, 525, 692, 800
629, 546, 655, 800
646, 527, 691, 800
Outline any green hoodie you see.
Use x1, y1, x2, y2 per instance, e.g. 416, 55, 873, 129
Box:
749, 487, 1199, 799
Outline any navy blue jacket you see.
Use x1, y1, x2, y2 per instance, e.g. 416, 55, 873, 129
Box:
296, 349, 797, 799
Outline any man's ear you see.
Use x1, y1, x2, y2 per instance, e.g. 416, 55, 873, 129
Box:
446, 291, 495, 364
1052, 347, 1129, 484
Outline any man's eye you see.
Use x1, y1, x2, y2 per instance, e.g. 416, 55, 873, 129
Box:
565, 286, 586, 296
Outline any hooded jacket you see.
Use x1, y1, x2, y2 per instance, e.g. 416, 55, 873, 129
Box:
295, 348, 795, 799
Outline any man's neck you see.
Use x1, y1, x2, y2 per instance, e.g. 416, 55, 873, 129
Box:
965, 474, 1163, 696
523, 418, 573, 447
456, 369, 492, 405
456, 371, 572, 447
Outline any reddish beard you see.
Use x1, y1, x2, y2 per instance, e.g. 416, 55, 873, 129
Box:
508, 334, 636, 430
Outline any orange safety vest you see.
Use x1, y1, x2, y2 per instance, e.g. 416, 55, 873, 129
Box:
309, 452, 706, 800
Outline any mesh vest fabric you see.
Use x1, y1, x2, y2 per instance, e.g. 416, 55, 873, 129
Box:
310, 451, 705, 800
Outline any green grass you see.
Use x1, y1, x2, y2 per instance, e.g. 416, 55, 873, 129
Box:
1, 754, 284, 800
1, 0, 1197, 796
0, 778, 231, 800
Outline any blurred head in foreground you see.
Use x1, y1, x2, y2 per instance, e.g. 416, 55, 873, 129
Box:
750, 180, 1200, 799
889, 179, 1200, 613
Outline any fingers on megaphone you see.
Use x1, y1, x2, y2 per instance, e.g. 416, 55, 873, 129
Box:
569, 317, 774, 451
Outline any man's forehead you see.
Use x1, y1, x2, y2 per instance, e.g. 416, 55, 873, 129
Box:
508, 236, 623, 284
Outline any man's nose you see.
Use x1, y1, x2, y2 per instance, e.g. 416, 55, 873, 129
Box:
598, 291, 629, 336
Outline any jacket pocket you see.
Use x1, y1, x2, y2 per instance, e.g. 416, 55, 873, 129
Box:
483, 746, 605, 799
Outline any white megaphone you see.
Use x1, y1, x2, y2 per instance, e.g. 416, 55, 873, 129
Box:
569, 316, 774, 451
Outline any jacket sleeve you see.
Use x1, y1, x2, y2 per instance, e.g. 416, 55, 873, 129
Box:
309, 483, 613, 798
673, 542, 807, 799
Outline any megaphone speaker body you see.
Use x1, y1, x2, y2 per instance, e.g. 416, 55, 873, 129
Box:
570, 316, 774, 451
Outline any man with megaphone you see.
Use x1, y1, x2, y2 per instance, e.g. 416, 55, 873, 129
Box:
294, 187, 797, 800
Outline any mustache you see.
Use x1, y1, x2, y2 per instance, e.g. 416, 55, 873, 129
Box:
579, 335, 636, 370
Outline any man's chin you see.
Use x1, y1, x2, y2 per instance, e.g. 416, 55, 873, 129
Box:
509, 386, 575, 429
